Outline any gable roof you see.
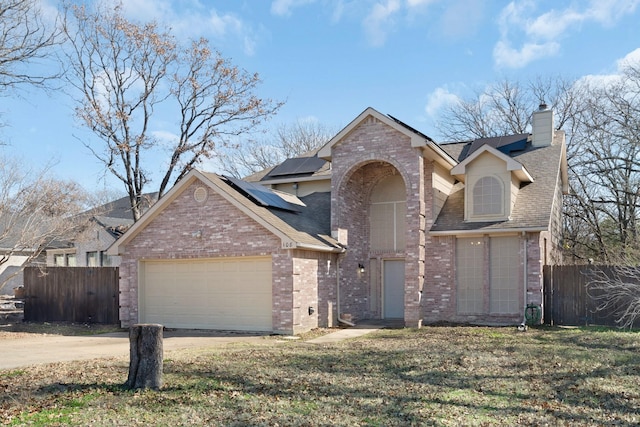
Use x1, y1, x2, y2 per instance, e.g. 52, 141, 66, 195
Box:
92, 215, 134, 239
450, 143, 534, 183
317, 107, 458, 170
108, 169, 344, 256
85, 193, 158, 221
431, 131, 567, 235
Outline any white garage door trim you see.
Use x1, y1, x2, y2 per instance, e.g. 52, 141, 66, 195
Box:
139, 256, 272, 331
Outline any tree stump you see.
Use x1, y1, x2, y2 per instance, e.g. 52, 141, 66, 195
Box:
125, 323, 163, 390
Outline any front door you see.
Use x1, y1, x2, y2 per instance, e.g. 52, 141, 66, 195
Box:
383, 260, 405, 319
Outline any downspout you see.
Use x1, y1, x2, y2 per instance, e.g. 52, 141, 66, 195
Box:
521, 231, 528, 328
336, 254, 355, 327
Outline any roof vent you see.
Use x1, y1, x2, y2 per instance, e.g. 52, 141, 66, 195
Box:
194, 186, 208, 203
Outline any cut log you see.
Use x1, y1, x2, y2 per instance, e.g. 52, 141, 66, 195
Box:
125, 323, 163, 390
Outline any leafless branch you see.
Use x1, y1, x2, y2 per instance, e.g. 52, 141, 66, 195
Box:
586, 265, 640, 329
61, 2, 282, 219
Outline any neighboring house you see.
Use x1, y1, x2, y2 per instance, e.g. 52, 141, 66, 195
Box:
0, 216, 56, 295
0, 253, 39, 295
109, 105, 567, 334
46, 194, 154, 268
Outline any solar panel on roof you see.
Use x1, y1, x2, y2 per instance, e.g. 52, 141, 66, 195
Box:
223, 175, 302, 212
498, 138, 527, 154
387, 114, 435, 142
267, 156, 327, 178
467, 133, 529, 156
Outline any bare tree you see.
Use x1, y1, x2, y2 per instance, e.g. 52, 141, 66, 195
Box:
436, 76, 581, 141
586, 264, 640, 329
0, 0, 61, 92
0, 156, 91, 292
221, 119, 337, 178
61, 2, 283, 220
566, 63, 640, 263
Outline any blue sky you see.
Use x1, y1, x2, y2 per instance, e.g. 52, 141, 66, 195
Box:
2, 0, 640, 193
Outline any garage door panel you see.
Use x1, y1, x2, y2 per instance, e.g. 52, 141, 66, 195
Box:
141, 257, 272, 331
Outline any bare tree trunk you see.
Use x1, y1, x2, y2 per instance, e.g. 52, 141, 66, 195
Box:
125, 324, 163, 390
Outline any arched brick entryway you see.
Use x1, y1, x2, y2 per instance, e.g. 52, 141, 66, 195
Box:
333, 160, 422, 324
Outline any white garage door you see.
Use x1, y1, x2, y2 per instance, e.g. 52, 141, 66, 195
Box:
140, 257, 272, 331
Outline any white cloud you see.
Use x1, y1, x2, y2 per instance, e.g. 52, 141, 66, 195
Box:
526, 9, 584, 40
119, 0, 259, 56
362, 0, 401, 47
585, 0, 640, 26
152, 130, 179, 147
494, 0, 640, 69
616, 47, 640, 70
576, 48, 640, 90
271, 0, 316, 17
205, 10, 245, 38
406, 0, 439, 8
424, 87, 460, 117
493, 40, 560, 69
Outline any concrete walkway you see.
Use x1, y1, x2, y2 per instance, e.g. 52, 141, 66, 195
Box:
306, 324, 384, 344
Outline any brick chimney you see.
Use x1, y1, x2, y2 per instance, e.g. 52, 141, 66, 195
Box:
532, 103, 554, 147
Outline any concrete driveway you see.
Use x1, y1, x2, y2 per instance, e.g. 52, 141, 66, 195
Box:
0, 325, 385, 370
0, 330, 272, 370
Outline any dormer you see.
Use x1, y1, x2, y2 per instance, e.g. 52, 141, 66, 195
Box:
451, 144, 533, 222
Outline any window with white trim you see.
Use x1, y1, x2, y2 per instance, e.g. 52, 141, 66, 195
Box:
87, 251, 100, 267
54, 254, 65, 266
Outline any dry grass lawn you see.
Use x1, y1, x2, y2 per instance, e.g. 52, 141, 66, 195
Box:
1, 325, 639, 426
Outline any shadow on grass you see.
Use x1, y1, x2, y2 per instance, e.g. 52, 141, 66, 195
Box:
6, 327, 639, 425
161, 337, 639, 425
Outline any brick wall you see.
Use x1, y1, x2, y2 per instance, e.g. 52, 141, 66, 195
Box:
291, 250, 339, 331
119, 179, 331, 334
423, 232, 544, 325
423, 235, 456, 322
329, 116, 425, 326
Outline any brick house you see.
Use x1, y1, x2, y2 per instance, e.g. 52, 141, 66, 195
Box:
109, 106, 567, 334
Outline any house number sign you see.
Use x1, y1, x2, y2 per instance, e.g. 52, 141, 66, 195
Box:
281, 240, 297, 249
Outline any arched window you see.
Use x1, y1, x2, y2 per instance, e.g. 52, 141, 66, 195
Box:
369, 174, 406, 252
472, 176, 502, 216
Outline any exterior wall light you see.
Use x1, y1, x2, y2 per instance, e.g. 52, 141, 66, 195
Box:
358, 263, 365, 273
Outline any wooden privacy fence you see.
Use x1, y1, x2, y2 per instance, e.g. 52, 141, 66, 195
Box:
23, 267, 119, 324
543, 265, 638, 327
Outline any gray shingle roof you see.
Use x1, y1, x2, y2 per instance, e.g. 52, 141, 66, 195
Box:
269, 192, 333, 244
200, 172, 342, 252
431, 134, 564, 234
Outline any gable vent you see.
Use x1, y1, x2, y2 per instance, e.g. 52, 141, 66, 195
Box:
194, 186, 208, 203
